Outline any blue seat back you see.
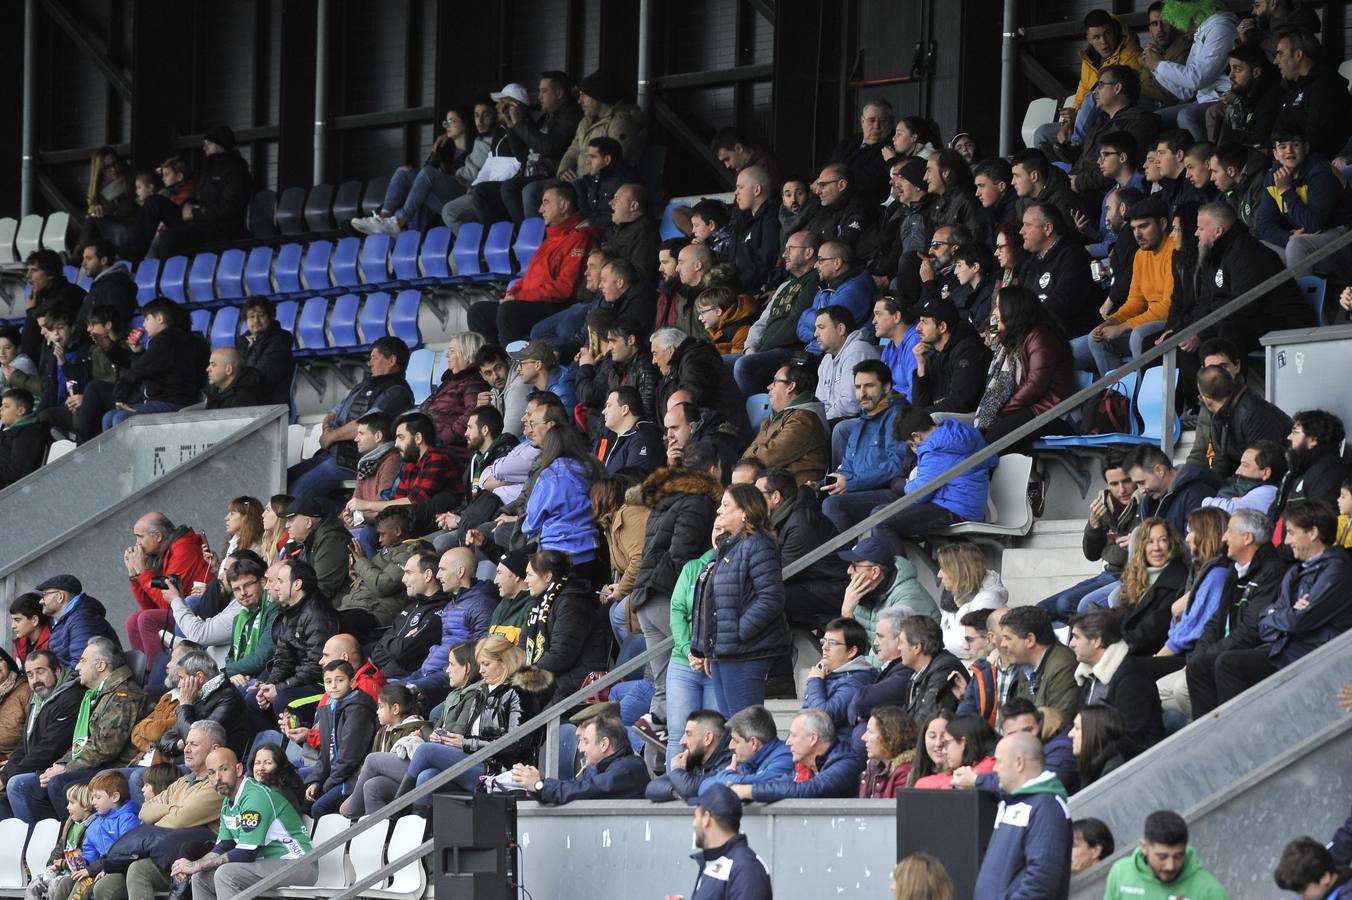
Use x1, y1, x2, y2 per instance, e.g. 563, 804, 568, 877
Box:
1136, 365, 1180, 442
276, 187, 307, 236
187, 253, 218, 303
406, 348, 436, 405
484, 221, 515, 275
390, 290, 421, 347
301, 241, 333, 291
359, 234, 392, 284
297, 297, 329, 349
359, 292, 391, 344
391, 231, 421, 281
1297, 275, 1326, 323
215, 249, 246, 300
63, 264, 79, 284
331, 237, 361, 288
660, 200, 687, 240
514, 218, 545, 272
274, 300, 299, 335
244, 247, 274, 296
190, 308, 211, 335
421, 226, 453, 278
159, 256, 189, 303
328, 294, 360, 349
134, 258, 161, 303
450, 223, 483, 276
746, 393, 772, 430
210, 306, 240, 348
273, 243, 304, 295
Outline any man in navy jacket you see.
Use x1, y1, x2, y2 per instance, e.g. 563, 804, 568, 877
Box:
974, 732, 1072, 899
802, 618, 877, 730
512, 716, 649, 804
732, 710, 864, 801
686, 783, 773, 899
598, 385, 665, 475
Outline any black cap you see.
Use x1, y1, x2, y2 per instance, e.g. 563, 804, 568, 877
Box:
1124, 195, 1169, 222
687, 782, 743, 824
498, 548, 531, 579
896, 157, 928, 189
35, 574, 82, 595
579, 71, 620, 106
283, 497, 326, 519
915, 297, 963, 329
203, 125, 236, 151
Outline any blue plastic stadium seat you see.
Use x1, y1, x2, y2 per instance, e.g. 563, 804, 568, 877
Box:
660, 200, 687, 240
484, 221, 515, 276
215, 249, 246, 301
159, 256, 189, 303
301, 241, 333, 293
187, 253, 218, 304
449, 224, 484, 281
330, 237, 361, 290
358, 292, 391, 345
746, 393, 772, 430
514, 218, 545, 272
390, 290, 422, 348
296, 297, 329, 352
390, 230, 422, 282
243, 247, 274, 296
421, 226, 454, 280
210, 306, 240, 349
274, 300, 299, 335
1297, 274, 1326, 324
325, 294, 360, 353
63, 265, 79, 284
406, 348, 436, 405
134, 258, 161, 303
272, 244, 304, 295
359, 234, 392, 284
190, 308, 211, 335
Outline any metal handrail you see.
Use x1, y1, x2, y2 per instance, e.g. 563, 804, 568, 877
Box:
779, 226, 1352, 582
233, 636, 675, 900
236, 222, 1352, 899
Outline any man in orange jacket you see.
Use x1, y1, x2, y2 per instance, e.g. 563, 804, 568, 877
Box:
466, 181, 599, 345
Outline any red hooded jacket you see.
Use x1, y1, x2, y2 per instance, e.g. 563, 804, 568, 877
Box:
508, 212, 598, 303
130, 528, 211, 611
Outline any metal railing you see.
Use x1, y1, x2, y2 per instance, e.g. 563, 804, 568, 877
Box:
235, 223, 1352, 899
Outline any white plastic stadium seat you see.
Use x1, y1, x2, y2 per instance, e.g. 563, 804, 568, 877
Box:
1339, 59, 1352, 87
45, 440, 75, 464
1021, 98, 1058, 149
347, 816, 392, 891
41, 211, 70, 255
367, 814, 429, 899
0, 818, 30, 888
24, 819, 61, 890
0, 218, 18, 266
14, 215, 43, 260
287, 423, 306, 468
941, 452, 1034, 539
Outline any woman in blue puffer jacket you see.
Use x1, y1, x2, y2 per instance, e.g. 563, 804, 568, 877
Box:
521, 422, 604, 585
690, 483, 790, 717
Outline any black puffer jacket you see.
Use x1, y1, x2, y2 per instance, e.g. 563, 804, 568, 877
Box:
774, 487, 848, 593
236, 321, 295, 406
370, 591, 452, 678
115, 326, 210, 407
261, 594, 340, 690
459, 668, 555, 770
157, 674, 251, 760
192, 149, 252, 234
905, 650, 966, 724
656, 336, 750, 432
629, 467, 723, 610
1120, 558, 1190, 656
521, 576, 610, 701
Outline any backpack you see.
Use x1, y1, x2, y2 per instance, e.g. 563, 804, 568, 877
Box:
1083, 388, 1131, 435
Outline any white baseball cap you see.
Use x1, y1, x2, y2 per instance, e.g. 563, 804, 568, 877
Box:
490, 83, 530, 105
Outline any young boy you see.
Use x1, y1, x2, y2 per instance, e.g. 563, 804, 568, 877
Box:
304, 660, 378, 818
50, 770, 141, 900
26, 784, 93, 900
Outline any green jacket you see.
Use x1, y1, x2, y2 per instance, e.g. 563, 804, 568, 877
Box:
60, 665, 148, 771
669, 550, 717, 666
489, 591, 535, 648
1012, 642, 1081, 726
223, 600, 280, 678
1105, 846, 1229, 899
340, 539, 421, 624
851, 555, 940, 663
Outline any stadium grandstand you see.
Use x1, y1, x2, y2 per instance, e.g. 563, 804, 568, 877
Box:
4, 0, 1352, 897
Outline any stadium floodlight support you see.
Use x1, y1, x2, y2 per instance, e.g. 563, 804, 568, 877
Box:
999, 0, 1018, 156
637, 0, 652, 114
314, 0, 330, 184
21, 0, 35, 217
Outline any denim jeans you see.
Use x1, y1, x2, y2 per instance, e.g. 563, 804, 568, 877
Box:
665, 662, 719, 766
1156, 101, 1216, 141
102, 399, 182, 432
710, 657, 772, 718
400, 742, 485, 807
1087, 321, 1170, 376
383, 165, 464, 229
288, 451, 356, 501
8, 769, 99, 824
822, 488, 898, 534
1076, 581, 1119, 613
607, 596, 631, 648
527, 302, 589, 357
1037, 569, 1119, 624
733, 348, 796, 396
440, 195, 479, 235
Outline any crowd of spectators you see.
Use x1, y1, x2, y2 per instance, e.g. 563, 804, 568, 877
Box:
10, 2, 1352, 895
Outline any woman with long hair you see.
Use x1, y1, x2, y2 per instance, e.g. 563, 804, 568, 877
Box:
395, 634, 552, 809
914, 714, 998, 789
992, 222, 1027, 290
859, 705, 919, 799
1070, 704, 1125, 789
1144, 507, 1231, 694
1113, 516, 1190, 655
1072, 817, 1116, 873
591, 474, 649, 647
261, 494, 293, 564
906, 711, 953, 788
353, 103, 478, 234
886, 116, 940, 161
520, 551, 610, 701
522, 424, 604, 586
936, 541, 1008, 660
928, 149, 980, 233
973, 286, 1076, 449
215, 496, 265, 579
891, 851, 954, 900
249, 743, 306, 813
689, 484, 789, 717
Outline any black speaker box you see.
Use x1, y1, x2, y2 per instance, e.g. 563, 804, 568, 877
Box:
433, 793, 519, 900
896, 788, 999, 899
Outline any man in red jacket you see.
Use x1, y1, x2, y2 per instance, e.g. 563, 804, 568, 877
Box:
467, 181, 599, 344
124, 511, 211, 673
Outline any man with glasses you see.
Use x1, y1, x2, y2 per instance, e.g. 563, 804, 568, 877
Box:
796, 240, 874, 355
36, 574, 119, 670
1059, 65, 1161, 209
741, 364, 828, 487
918, 225, 970, 305
827, 99, 895, 204
733, 231, 821, 394
802, 618, 877, 731
803, 163, 879, 252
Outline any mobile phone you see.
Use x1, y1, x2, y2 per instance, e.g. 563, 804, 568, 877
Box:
434, 728, 451, 739
287, 713, 300, 730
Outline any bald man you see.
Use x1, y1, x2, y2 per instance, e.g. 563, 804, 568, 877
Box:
204, 346, 270, 409
730, 165, 781, 292
674, 244, 716, 335
803, 163, 880, 250
124, 511, 211, 673
974, 732, 1072, 899
172, 747, 316, 900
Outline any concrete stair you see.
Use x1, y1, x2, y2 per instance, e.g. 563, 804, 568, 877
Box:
1001, 517, 1101, 608
765, 698, 801, 739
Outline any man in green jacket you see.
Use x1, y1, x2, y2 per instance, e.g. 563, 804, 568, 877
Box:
223, 557, 279, 686
998, 606, 1081, 725
1105, 809, 1229, 899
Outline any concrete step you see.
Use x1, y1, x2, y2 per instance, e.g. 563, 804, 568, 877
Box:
1019, 518, 1089, 551
1002, 544, 1102, 608
765, 699, 801, 739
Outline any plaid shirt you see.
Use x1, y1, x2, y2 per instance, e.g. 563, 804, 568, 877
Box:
392, 446, 454, 503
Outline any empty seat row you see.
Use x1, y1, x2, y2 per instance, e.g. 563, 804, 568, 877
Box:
184, 289, 422, 355
0, 212, 71, 266
250, 176, 388, 240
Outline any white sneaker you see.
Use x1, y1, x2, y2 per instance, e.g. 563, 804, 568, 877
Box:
351, 214, 381, 235
373, 215, 402, 236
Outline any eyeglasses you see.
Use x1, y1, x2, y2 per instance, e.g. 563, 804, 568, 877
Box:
814, 178, 843, 188
820, 638, 844, 649
1098, 149, 1124, 158
815, 256, 841, 263
1092, 80, 1118, 90
929, 240, 956, 248
784, 244, 811, 251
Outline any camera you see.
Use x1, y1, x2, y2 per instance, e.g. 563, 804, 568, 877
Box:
149, 574, 181, 591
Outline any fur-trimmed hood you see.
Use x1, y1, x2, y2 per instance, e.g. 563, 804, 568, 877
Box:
623, 483, 647, 507
512, 666, 556, 695
641, 465, 724, 506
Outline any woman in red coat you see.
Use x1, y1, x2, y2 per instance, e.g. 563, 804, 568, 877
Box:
974, 286, 1076, 450
858, 705, 919, 799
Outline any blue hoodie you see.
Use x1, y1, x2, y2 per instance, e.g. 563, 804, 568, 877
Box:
802, 656, 878, 730
523, 457, 600, 562
707, 738, 795, 788
797, 270, 875, 353
973, 770, 1071, 900
82, 802, 143, 871
905, 419, 995, 522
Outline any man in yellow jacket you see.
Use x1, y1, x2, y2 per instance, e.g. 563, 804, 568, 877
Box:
1035, 12, 1144, 149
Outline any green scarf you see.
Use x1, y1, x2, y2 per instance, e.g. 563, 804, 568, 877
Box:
70, 678, 104, 760
231, 600, 270, 661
